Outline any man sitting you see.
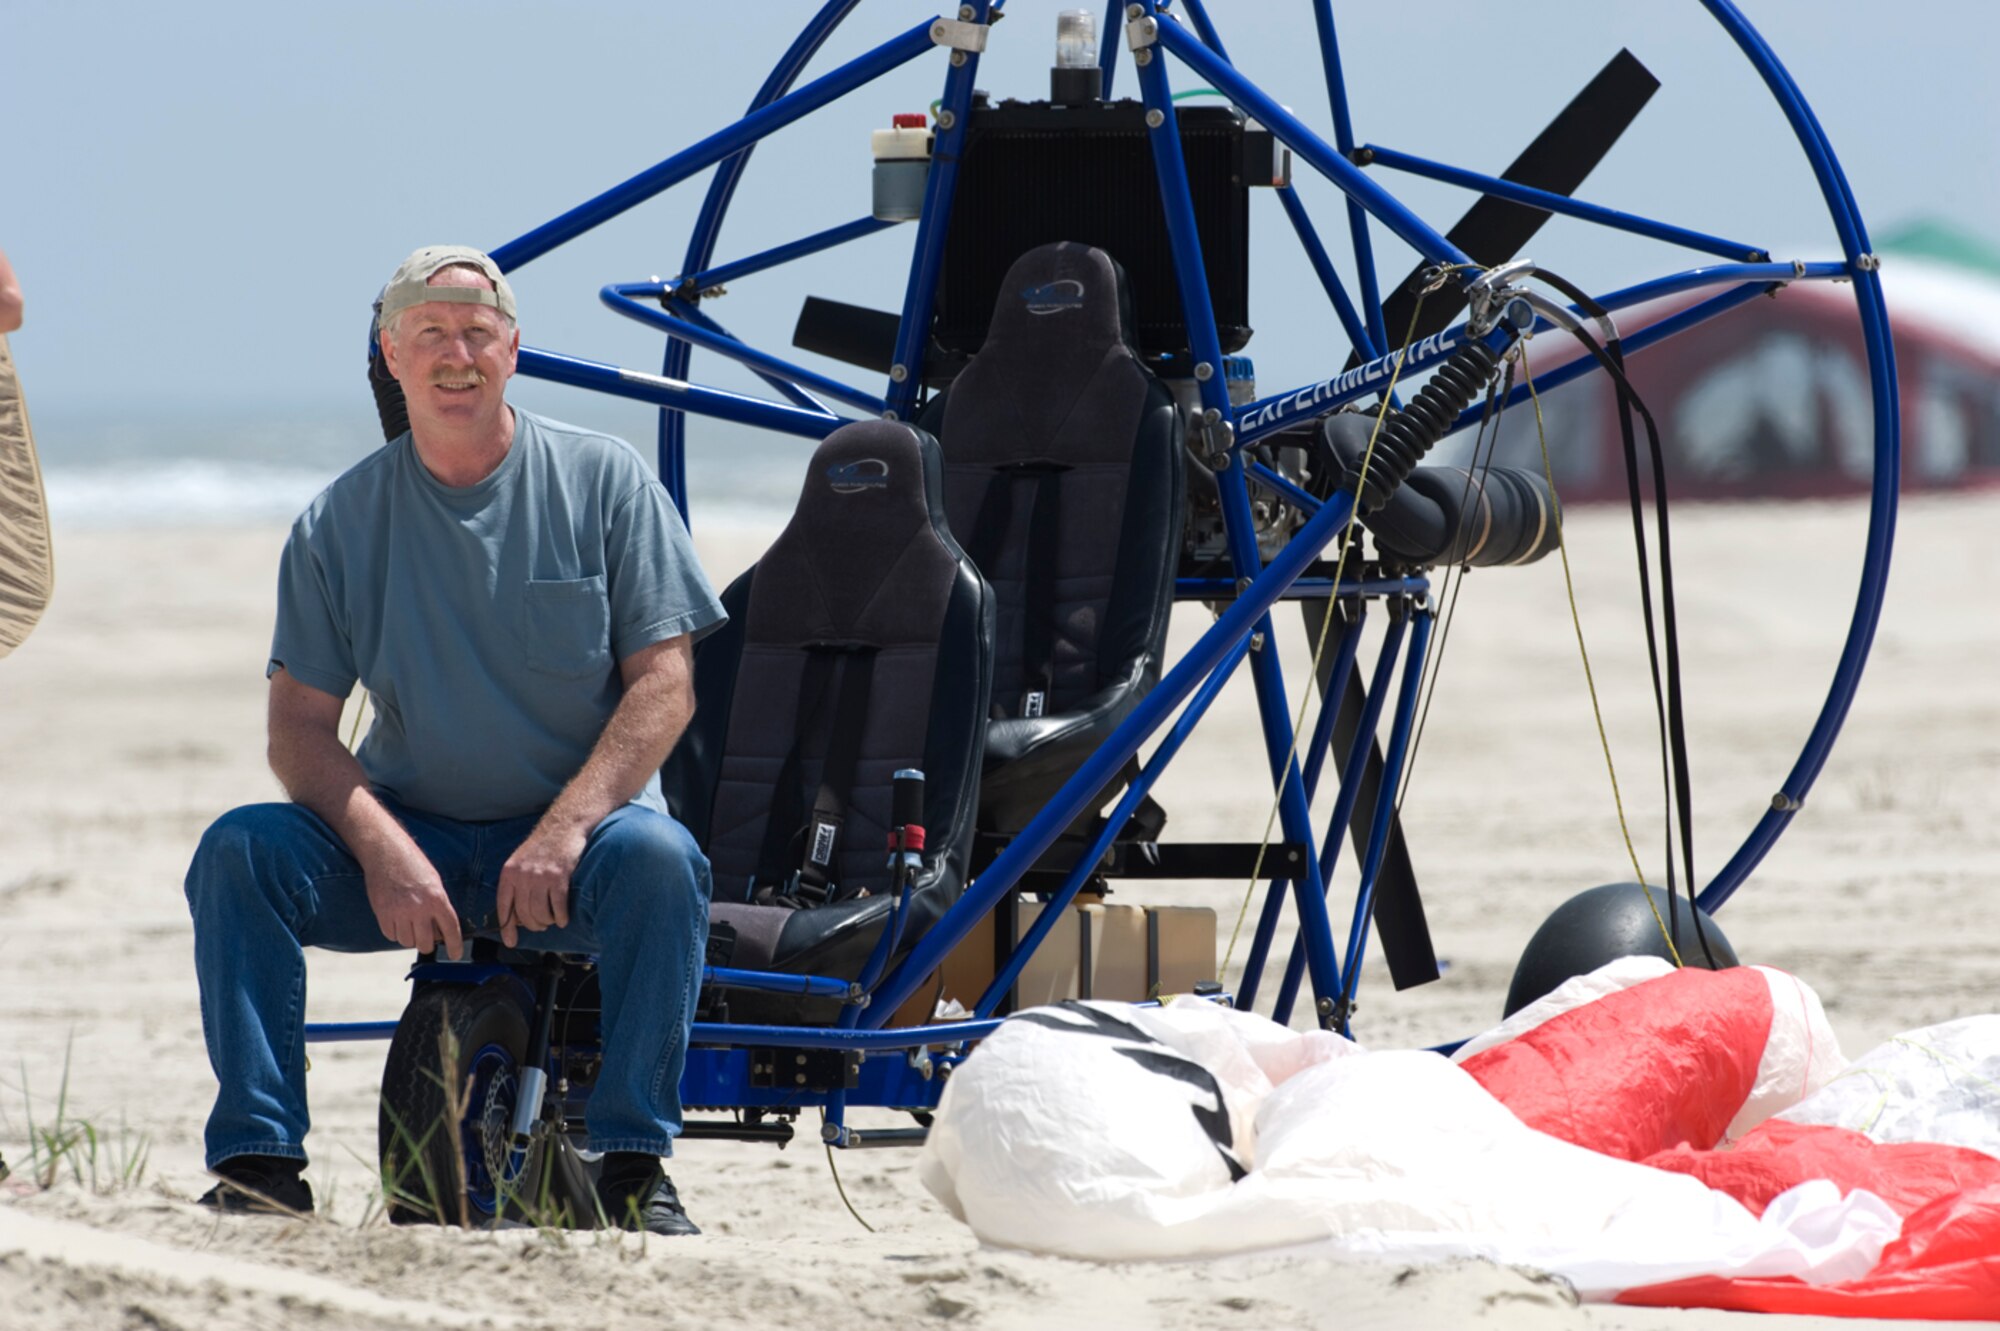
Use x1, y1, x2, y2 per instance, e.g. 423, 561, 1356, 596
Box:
184, 245, 723, 1234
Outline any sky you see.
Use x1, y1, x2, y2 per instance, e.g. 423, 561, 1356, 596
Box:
5, 0, 1995, 460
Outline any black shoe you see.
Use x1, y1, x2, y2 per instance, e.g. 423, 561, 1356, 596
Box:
597, 1153, 700, 1237
197, 1155, 313, 1215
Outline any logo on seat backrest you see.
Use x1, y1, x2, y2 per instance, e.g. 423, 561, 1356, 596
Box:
826, 457, 891, 493
1022, 279, 1086, 314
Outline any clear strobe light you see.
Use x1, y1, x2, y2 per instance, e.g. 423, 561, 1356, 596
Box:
1051, 9, 1102, 104
1055, 10, 1098, 69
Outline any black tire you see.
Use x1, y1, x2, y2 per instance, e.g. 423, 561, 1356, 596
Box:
377, 978, 531, 1226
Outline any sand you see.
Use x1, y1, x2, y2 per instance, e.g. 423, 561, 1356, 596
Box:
1, 494, 1995, 1329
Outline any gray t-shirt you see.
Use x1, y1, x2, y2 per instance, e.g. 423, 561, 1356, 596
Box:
269, 408, 725, 821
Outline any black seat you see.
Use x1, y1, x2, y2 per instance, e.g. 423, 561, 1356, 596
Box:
662, 420, 994, 1023
922, 242, 1185, 837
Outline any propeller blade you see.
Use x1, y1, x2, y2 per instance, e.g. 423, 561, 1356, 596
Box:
793, 295, 901, 376
1360, 48, 1660, 358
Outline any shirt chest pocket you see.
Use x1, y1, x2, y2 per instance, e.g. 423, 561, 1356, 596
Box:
519, 576, 613, 678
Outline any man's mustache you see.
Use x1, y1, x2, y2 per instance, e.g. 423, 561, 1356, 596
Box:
428, 368, 489, 386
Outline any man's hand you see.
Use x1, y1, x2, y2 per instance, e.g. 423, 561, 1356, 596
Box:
363, 841, 465, 958
497, 821, 587, 947
492, 636, 694, 947
268, 667, 464, 957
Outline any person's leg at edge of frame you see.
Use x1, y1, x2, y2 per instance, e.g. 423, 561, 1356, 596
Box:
183, 800, 476, 1209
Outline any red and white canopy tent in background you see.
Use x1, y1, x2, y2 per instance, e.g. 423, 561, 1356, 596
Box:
1459, 218, 2000, 504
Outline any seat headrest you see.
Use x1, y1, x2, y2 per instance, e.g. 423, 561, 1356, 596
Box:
941, 243, 1155, 471
978, 242, 1138, 361
746, 420, 961, 646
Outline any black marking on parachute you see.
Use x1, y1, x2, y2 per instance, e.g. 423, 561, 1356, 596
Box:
1011, 1002, 1248, 1182
1113, 1047, 1248, 1183
1010, 1001, 1159, 1046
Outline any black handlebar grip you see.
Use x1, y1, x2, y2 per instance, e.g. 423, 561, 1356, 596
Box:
892, 768, 925, 834
896, 767, 924, 831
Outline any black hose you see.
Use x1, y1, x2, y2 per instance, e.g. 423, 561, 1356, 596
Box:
1398, 464, 1559, 567
1343, 336, 1503, 514
1320, 409, 1558, 569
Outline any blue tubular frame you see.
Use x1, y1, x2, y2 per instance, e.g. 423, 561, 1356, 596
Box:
1278, 186, 1383, 364
303, 1, 1898, 1133
1446, 280, 1775, 437
1149, 17, 1471, 272
1312, 1, 1388, 353
1177, 0, 1227, 55
1297, 607, 1368, 808
1340, 606, 1434, 1001
601, 283, 884, 415
307, 1021, 399, 1044
1695, 0, 1899, 909
1268, 604, 1408, 1025
657, 0, 864, 515
703, 966, 856, 1000
885, 1, 993, 419
1136, 29, 1233, 428
681, 1043, 945, 1113
1359, 145, 1769, 263
1137, 20, 1354, 1015
1234, 260, 1852, 448
490, 17, 934, 273
518, 347, 845, 439
667, 299, 836, 416
685, 1019, 1000, 1054
1177, 577, 1423, 600
1236, 599, 1367, 1013
1245, 458, 1327, 515
680, 216, 899, 294
1234, 326, 1469, 446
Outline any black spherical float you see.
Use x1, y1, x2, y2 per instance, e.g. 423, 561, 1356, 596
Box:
1504, 882, 1738, 1018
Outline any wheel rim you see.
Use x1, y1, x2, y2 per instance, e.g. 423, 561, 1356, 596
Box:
462, 1042, 519, 1215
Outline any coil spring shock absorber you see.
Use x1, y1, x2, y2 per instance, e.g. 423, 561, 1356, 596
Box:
1345, 297, 1532, 514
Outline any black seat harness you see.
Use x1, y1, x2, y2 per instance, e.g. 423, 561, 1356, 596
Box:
754, 642, 878, 905
965, 461, 1068, 719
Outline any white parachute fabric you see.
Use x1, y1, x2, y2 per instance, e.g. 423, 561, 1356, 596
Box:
1738, 966, 1848, 1140
1780, 1015, 2000, 1158
919, 994, 1894, 1295
918, 1001, 1360, 1257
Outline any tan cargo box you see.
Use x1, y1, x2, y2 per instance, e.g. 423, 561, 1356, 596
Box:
885, 898, 1083, 1023
1079, 902, 1148, 1001
892, 897, 1217, 1022
1147, 905, 1218, 998
1012, 901, 1082, 1008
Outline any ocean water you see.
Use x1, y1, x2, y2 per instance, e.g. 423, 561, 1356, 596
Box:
33, 404, 809, 531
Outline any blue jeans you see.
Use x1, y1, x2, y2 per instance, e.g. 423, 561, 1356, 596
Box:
184, 798, 711, 1169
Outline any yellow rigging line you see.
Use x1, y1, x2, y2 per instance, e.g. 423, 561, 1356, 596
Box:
1221, 291, 1435, 981
1220, 298, 1684, 993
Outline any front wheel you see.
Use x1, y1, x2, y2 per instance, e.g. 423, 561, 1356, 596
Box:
378, 977, 548, 1226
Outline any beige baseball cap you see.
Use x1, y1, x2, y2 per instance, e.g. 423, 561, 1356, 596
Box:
377, 245, 517, 325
